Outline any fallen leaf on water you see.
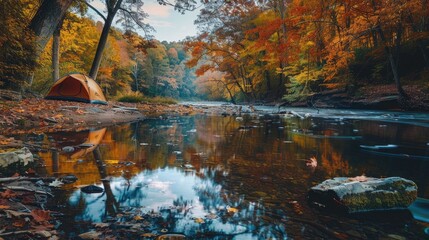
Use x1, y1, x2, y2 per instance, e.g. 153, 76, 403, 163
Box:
306, 157, 318, 168
31, 209, 51, 223
227, 207, 238, 214
48, 179, 64, 188
194, 218, 205, 224
133, 215, 143, 221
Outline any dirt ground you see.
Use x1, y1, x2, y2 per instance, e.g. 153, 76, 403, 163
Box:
0, 98, 202, 136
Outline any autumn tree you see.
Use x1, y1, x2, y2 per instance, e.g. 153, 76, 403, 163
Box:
188, 0, 264, 102
82, 0, 197, 81
52, 1, 89, 82
29, 0, 74, 56
32, 15, 133, 97
0, 0, 38, 90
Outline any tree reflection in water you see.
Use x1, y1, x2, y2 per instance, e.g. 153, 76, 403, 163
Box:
36, 115, 429, 239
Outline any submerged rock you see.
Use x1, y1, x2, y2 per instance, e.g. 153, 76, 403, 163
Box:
308, 176, 417, 213
81, 185, 104, 194
59, 174, 78, 184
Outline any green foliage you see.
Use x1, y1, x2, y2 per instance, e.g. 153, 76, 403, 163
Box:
142, 96, 177, 104
115, 91, 177, 104
283, 77, 308, 102
116, 91, 144, 103
280, 58, 322, 102
117, 95, 145, 103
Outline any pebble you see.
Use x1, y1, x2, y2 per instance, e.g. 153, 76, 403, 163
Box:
81, 185, 104, 194
62, 146, 75, 153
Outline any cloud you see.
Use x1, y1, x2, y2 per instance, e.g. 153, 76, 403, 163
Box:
146, 19, 172, 27
91, 0, 107, 13
144, 2, 171, 18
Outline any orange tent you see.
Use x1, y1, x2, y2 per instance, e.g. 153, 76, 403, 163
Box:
45, 74, 107, 105
71, 128, 107, 159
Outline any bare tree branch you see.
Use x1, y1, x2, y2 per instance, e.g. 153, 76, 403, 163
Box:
157, 0, 198, 13
79, 0, 107, 22
118, 7, 154, 36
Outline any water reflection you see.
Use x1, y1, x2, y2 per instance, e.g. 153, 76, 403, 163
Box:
32, 115, 429, 238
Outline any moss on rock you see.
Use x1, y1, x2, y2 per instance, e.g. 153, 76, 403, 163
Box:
308, 177, 417, 213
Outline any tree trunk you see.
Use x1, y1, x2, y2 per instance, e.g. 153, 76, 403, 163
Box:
277, 62, 285, 99
407, 14, 429, 68
225, 84, 236, 104
89, 0, 124, 80
89, 14, 114, 80
29, 0, 73, 55
229, 69, 250, 102
376, 26, 408, 100
93, 147, 119, 217
276, 0, 287, 99
418, 44, 429, 69
264, 70, 271, 99
52, 19, 63, 82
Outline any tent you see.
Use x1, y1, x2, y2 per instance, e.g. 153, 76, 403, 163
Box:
45, 74, 107, 105
71, 128, 107, 159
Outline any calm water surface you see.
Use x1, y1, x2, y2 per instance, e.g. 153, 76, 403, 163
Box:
27, 110, 429, 239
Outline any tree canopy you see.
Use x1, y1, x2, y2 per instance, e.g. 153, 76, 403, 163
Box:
187, 0, 429, 104
1, 0, 428, 107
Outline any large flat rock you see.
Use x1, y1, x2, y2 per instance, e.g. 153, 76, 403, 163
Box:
0, 147, 33, 168
308, 176, 417, 213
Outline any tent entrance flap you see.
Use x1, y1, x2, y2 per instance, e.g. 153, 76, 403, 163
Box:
45, 74, 107, 105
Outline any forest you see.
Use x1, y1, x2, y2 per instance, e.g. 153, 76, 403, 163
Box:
1, 1, 429, 239
1, 0, 429, 108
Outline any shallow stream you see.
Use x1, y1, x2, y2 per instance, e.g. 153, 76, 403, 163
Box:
16, 106, 429, 239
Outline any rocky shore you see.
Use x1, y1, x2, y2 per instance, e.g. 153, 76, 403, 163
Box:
288, 84, 429, 111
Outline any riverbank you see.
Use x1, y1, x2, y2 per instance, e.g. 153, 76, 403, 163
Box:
286, 84, 429, 111
0, 98, 202, 136
1, 92, 429, 137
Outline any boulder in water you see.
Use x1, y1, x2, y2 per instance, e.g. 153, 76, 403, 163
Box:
0, 147, 33, 167
308, 176, 417, 213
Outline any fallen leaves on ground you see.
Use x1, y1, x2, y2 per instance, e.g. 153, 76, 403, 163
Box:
0, 98, 200, 135
31, 209, 51, 223
78, 230, 102, 240
0, 189, 17, 199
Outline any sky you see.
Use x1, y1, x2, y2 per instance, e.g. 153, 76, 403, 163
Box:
143, 0, 200, 42
88, 0, 199, 42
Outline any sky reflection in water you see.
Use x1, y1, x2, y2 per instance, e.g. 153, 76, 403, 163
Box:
37, 113, 429, 238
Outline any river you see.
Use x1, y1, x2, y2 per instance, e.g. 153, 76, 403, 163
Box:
17, 105, 429, 239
